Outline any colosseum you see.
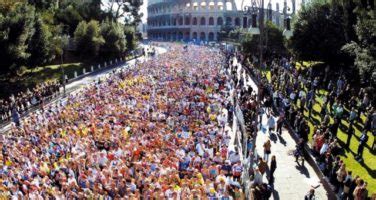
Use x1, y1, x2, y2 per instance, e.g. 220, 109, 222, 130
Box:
147, 0, 288, 41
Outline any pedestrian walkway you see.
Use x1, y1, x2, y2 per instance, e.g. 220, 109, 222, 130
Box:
233, 59, 329, 199
256, 114, 327, 199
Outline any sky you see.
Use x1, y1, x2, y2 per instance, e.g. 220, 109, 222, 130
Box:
140, 0, 303, 23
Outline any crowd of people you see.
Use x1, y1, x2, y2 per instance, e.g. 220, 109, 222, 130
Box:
241, 55, 375, 199
225, 54, 276, 200
0, 44, 252, 199
0, 81, 61, 124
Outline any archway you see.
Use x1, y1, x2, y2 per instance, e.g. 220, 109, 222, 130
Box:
208, 32, 215, 41
193, 17, 198, 25
226, 17, 232, 25
235, 17, 241, 26
200, 32, 206, 41
217, 17, 223, 26
184, 32, 190, 40
209, 17, 214, 25
178, 32, 184, 40
192, 32, 198, 40
200, 17, 206, 25
185, 16, 190, 25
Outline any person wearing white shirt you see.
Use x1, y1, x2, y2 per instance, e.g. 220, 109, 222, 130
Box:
320, 141, 329, 155
228, 151, 240, 164
267, 115, 275, 134
253, 169, 263, 185
195, 141, 205, 157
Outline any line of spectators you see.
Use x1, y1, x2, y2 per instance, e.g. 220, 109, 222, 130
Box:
0, 81, 61, 124
241, 55, 375, 199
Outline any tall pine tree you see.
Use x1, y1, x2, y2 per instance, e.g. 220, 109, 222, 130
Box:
27, 15, 53, 69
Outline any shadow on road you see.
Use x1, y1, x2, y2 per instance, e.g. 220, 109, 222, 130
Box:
295, 164, 311, 178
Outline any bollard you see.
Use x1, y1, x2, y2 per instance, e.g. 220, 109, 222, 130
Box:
91, 66, 94, 72
98, 64, 101, 69
74, 71, 78, 78
104, 62, 107, 67
110, 60, 113, 65
115, 58, 118, 63
83, 68, 86, 74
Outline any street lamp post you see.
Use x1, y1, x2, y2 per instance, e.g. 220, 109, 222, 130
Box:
243, 0, 264, 69
243, 0, 293, 68
259, 0, 265, 70
59, 34, 69, 96
60, 49, 66, 96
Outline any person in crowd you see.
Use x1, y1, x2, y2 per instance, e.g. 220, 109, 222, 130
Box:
342, 171, 352, 200
267, 114, 276, 135
353, 179, 368, 200
336, 163, 347, 193
295, 139, 305, 166
330, 118, 340, 138
269, 155, 277, 185
276, 112, 285, 135
346, 126, 355, 148
298, 120, 310, 142
304, 188, 316, 200
263, 139, 272, 162
356, 132, 369, 162
257, 157, 268, 176
348, 107, 358, 128
232, 161, 243, 182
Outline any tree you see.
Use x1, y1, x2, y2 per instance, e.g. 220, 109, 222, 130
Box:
74, 20, 104, 58
242, 22, 287, 58
290, 2, 350, 66
124, 25, 136, 51
0, 0, 26, 13
100, 20, 126, 58
342, 8, 376, 86
28, 0, 55, 10
264, 22, 286, 57
0, 3, 35, 74
241, 33, 259, 58
101, 0, 128, 21
217, 24, 235, 41
78, 0, 105, 22
27, 15, 53, 68
55, 3, 83, 35
123, 0, 143, 28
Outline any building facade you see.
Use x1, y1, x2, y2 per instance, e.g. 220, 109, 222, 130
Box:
147, 0, 285, 41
